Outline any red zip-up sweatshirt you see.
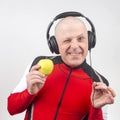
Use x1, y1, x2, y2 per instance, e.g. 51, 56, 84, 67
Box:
7, 56, 109, 120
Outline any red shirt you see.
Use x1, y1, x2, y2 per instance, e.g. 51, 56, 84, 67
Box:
8, 56, 108, 120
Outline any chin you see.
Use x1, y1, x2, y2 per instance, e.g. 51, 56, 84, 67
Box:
62, 55, 85, 67
68, 61, 83, 67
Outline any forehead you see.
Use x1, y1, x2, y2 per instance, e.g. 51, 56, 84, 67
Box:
55, 17, 87, 37
55, 17, 86, 30
55, 17, 87, 33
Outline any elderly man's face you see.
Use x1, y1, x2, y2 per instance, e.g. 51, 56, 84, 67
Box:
55, 17, 88, 67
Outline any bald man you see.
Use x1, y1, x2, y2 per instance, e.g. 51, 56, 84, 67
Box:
8, 16, 115, 120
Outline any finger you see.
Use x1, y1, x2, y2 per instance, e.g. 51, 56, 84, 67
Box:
30, 65, 41, 71
92, 82, 97, 89
26, 72, 47, 83
29, 70, 46, 78
28, 75, 46, 81
96, 82, 107, 86
91, 82, 97, 99
27, 75, 46, 85
30, 78, 46, 84
92, 82, 106, 89
94, 82, 108, 90
32, 75, 46, 82
107, 87, 116, 97
91, 82, 98, 97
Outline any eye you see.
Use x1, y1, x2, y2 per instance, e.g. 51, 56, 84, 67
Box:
63, 39, 71, 43
78, 36, 85, 42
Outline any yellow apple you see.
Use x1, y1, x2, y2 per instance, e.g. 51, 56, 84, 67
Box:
37, 59, 54, 76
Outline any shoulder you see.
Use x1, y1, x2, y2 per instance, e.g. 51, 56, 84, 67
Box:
82, 62, 109, 86
30, 55, 62, 68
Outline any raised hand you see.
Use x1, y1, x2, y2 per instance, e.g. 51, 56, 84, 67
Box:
91, 82, 116, 108
26, 65, 47, 95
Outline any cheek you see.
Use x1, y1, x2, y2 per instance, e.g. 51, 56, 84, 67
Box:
58, 44, 68, 54
81, 41, 89, 52
59, 47, 66, 56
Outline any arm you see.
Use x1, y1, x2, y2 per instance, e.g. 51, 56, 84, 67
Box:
88, 106, 103, 120
7, 89, 36, 115
7, 63, 47, 115
88, 82, 116, 120
7, 62, 34, 115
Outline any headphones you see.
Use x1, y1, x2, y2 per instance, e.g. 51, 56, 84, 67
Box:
46, 11, 96, 54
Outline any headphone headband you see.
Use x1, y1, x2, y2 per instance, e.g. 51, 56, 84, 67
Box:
47, 11, 96, 54
53, 11, 84, 20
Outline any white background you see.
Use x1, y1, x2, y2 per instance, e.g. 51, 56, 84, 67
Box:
0, 0, 120, 119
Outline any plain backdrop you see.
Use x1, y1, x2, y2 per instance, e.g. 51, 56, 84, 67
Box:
0, 0, 120, 119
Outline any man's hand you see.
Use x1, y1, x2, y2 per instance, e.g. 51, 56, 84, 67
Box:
91, 82, 116, 108
26, 65, 47, 95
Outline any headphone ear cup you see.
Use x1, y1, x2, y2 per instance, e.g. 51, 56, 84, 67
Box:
48, 36, 59, 54
88, 31, 96, 50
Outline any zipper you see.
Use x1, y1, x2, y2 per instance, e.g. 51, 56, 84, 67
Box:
54, 69, 72, 120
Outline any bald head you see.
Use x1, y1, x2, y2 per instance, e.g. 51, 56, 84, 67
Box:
55, 16, 87, 39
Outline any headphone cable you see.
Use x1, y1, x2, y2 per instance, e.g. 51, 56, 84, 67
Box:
89, 50, 95, 120
89, 49, 92, 67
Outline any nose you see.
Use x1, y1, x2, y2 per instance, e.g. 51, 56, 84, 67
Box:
70, 39, 79, 49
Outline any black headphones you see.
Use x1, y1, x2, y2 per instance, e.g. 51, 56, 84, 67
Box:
46, 11, 96, 54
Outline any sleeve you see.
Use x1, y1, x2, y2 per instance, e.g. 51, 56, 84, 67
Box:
7, 89, 36, 115
7, 61, 36, 115
88, 106, 104, 120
